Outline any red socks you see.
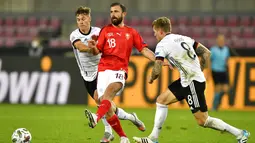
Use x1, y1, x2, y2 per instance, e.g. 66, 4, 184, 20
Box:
96, 100, 127, 137
107, 114, 127, 137
96, 100, 111, 122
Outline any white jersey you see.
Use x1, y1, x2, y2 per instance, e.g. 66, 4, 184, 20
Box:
70, 27, 101, 81
155, 33, 206, 87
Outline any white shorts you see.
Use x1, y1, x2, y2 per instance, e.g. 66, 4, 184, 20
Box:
97, 70, 126, 99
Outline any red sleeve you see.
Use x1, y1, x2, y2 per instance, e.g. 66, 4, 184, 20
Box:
133, 29, 148, 52
96, 26, 107, 52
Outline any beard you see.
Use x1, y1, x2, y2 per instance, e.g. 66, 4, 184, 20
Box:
111, 16, 123, 26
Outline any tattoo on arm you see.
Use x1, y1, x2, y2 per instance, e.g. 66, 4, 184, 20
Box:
151, 60, 163, 80
195, 44, 211, 70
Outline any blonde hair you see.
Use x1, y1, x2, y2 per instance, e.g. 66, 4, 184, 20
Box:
75, 6, 91, 16
152, 17, 171, 32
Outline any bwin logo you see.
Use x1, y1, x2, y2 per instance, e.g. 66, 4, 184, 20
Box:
0, 71, 71, 104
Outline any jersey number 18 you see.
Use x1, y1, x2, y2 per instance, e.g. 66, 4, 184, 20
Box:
107, 38, 116, 48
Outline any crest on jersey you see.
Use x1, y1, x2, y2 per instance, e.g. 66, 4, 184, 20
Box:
125, 33, 130, 40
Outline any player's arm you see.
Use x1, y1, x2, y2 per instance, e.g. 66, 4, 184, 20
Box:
149, 58, 164, 84
70, 32, 94, 54
140, 47, 156, 61
73, 40, 93, 53
132, 29, 171, 67
194, 42, 211, 71
87, 39, 100, 55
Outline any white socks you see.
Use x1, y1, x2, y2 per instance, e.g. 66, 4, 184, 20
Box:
116, 108, 135, 121
149, 103, 168, 139
101, 116, 112, 134
204, 116, 242, 137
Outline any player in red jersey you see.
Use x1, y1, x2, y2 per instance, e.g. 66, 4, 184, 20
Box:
85, 2, 157, 143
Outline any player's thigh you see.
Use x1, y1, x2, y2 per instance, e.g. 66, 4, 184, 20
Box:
157, 88, 178, 105
214, 84, 222, 93
212, 71, 223, 92
186, 81, 208, 114
102, 82, 123, 100
108, 70, 126, 96
97, 71, 110, 100
83, 78, 97, 99
167, 79, 187, 102
93, 90, 99, 104
222, 84, 229, 93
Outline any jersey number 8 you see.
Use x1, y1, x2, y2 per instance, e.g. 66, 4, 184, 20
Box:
181, 42, 196, 60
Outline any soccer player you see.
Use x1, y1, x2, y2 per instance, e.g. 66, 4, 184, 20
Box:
133, 17, 250, 143
84, 2, 157, 143
70, 6, 146, 143
210, 34, 238, 111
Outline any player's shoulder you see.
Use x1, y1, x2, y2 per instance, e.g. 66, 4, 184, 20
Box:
170, 33, 193, 41
70, 28, 79, 36
91, 26, 101, 31
70, 28, 80, 40
91, 26, 101, 34
124, 25, 138, 33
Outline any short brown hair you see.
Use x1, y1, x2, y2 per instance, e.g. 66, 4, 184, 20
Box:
75, 6, 91, 16
152, 17, 171, 32
110, 2, 127, 12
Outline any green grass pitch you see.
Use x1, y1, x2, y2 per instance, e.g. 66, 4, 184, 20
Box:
0, 104, 253, 143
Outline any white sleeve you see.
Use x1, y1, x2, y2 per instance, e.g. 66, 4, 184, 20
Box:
155, 42, 169, 58
69, 31, 80, 45
183, 36, 195, 49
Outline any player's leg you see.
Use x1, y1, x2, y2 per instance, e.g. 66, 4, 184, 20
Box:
212, 72, 224, 110
113, 102, 146, 131
212, 83, 224, 110
93, 90, 114, 143
194, 111, 250, 142
86, 70, 129, 140
189, 81, 250, 143
149, 89, 178, 140
134, 79, 182, 143
84, 78, 114, 143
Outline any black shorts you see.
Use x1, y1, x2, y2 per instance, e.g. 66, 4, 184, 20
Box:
83, 78, 97, 99
168, 79, 208, 113
212, 71, 228, 84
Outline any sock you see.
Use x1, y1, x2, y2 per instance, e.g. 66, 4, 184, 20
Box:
204, 116, 242, 137
102, 116, 112, 134
116, 108, 135, 121
107, 114, 127, 137
149, 103, 168, 139
96, 100, 111, 122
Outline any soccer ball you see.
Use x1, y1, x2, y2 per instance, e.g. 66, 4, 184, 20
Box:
11, 128, 32, 143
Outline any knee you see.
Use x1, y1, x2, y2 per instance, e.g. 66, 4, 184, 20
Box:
223, 86, 229, 93
156, 95, 168, 105
196, 117, 208, 127
214, 85, 221, 93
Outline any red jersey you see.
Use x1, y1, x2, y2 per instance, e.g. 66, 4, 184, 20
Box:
97, 24, 147, 73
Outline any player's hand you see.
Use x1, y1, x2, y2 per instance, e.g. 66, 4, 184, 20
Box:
148, 77, 154, 84
91, 47, 100, 55
91, 35, 98, 41
88, 40, 96, 48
